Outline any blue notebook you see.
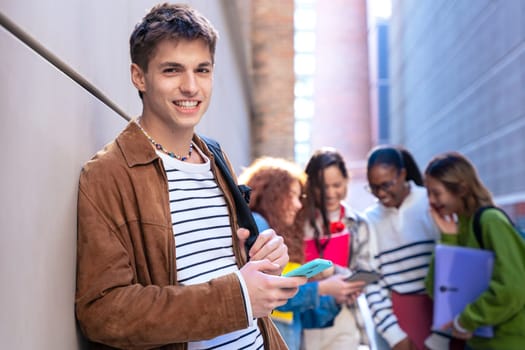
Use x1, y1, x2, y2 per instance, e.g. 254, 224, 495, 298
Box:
432, 244, 494, 338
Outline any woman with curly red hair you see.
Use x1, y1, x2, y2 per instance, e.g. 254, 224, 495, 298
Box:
239, 157, 348, 350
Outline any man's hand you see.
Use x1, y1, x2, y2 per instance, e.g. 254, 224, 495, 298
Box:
240, 260, 306, 318
237, 228, 289, 275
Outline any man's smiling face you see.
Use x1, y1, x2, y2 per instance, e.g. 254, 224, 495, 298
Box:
132, 38, 213, 132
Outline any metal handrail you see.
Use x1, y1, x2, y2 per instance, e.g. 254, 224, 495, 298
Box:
0, 11, 131, 122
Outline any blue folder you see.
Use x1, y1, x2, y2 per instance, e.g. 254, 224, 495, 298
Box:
432, 244, 494, 338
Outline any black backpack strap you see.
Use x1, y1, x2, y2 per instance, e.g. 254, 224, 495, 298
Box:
473, 206, 490, 249
200, 136, 259, 257
473, 205, 515, 249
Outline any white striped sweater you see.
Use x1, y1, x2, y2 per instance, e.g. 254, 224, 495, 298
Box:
159, 150, 264, 350
364, 183, 439, 347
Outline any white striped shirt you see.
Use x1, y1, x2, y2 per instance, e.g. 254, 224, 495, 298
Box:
364, 183, 439, 347
159, 149, 263, 350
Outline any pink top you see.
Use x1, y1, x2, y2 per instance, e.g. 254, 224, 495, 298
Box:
304, 230, 350, 266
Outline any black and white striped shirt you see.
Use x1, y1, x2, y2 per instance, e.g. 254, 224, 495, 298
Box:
159, 149, 263, 350
364, 183, 440, 347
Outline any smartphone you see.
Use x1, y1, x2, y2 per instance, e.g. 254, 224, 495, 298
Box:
283, 258, 333, 278
345, 269, 381, 285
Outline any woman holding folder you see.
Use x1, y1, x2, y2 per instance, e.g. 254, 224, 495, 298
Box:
424, 152, 525, 350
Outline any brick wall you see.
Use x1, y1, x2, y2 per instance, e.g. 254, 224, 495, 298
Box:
251, 0, 295, 159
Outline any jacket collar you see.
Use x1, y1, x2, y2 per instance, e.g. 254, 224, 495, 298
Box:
116, 120, 213, 168
341, 201, 359, 222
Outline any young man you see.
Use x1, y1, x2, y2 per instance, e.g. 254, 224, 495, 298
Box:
75, 3, 305, 349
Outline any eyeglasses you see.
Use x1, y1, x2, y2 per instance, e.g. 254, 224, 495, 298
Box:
365, 176, 399, 194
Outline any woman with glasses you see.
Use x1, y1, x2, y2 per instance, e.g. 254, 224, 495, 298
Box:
364, 145, 444, 350
300, 147, 373, 350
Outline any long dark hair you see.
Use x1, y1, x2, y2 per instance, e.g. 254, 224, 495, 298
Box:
367, 145, 423, 186
302, 148, 348, 256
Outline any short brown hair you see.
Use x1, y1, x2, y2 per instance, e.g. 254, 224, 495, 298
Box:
129, 3, 219, 72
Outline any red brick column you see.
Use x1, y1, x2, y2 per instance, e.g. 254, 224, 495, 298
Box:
251, 0, 295, 159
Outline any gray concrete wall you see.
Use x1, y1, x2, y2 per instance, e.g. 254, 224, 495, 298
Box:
389, 0, 525, 206
0, 1, 252, 348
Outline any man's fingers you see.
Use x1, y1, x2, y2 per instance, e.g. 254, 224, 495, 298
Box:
236, 228, 250, 261
237, 227, 250, 241
250, 233, 282, 260
248, 228, 275, 256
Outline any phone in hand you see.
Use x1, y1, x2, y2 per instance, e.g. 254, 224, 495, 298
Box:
283, 258, 333, 278
345, 269, 381, 285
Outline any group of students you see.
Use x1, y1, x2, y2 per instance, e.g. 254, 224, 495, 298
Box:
74, 3, 525, 350
238, 150, 371, 350
239, 146, 525, 350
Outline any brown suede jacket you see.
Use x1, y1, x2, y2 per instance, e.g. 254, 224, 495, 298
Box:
76, 121, 287, 350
